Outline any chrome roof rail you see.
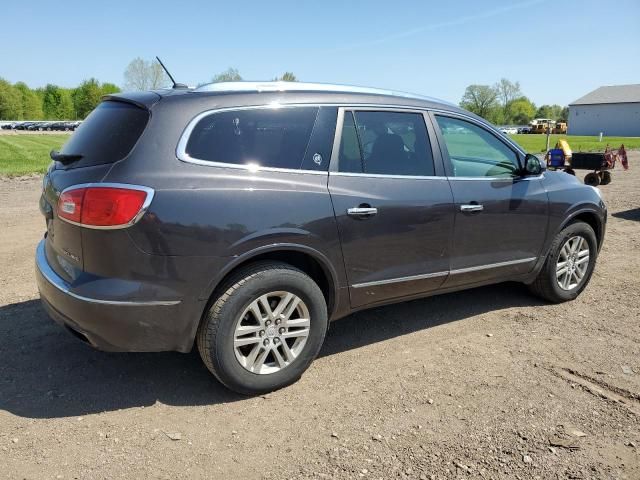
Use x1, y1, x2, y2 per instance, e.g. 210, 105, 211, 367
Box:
192, 81, 453, 105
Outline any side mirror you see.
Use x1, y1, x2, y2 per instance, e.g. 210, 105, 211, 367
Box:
523, 153, 544, 176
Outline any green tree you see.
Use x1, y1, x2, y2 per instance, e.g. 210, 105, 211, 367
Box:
212, 67, 242, 82
101, 82, 120, 95
507, 96, 536, 125
460, 84, 498, 119
535, 104, 564, 121
73, 78, 103, 118
559, 106, 569, 123
275, 72, 298, 82
14, 82, 43, 120
0, 79, 22, 120
494, 78, 522, 123
42, 84, 74, 119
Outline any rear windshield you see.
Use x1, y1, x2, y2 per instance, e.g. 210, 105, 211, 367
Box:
185, 107, 319, 170
59, 101, 149, 168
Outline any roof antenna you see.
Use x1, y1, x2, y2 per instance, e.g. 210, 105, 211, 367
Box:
156, 56, 188, 89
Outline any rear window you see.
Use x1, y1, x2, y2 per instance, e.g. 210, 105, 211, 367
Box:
59, 101, 149, 168
185, 107, 319, 170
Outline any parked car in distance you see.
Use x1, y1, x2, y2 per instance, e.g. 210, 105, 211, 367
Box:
26, 122, 49, 131
499, 126, 518, 135
36, 82, 607, 395
517, 126, 531, 134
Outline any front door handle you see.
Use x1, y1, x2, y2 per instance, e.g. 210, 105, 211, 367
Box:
347, 206, 378, 217
460, 204, 484, 213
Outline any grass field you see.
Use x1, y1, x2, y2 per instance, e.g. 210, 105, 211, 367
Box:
0, 135, 68, 176
508, 134, 640, 153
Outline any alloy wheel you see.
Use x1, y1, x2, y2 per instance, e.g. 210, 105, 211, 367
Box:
233, 291, 310, 375
556, 235, 590, 290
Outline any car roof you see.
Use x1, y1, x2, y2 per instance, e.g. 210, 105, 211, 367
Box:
105, 81, 469, 115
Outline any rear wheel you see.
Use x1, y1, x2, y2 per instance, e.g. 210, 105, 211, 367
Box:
599, 171, 612, 185
584, 172, 600, 186
528, 221, 597, 302
197, 261, 328, 395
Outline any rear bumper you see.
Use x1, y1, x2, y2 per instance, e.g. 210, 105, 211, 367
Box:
35, 239, 195, 352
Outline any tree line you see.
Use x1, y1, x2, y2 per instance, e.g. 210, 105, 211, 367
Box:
0, 57, 300, 121
2, 59, 564, 126
460, 78, 568, 125
0, 78, 120, 121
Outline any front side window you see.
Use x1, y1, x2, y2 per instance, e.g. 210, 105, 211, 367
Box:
435, 116, 519, 177
185, 107, 319, 170
338, 110, 435, 176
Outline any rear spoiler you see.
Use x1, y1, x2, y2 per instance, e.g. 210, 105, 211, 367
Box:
101, 91, 162, 110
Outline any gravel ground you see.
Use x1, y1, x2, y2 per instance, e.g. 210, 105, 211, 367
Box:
1, 157, 639, 479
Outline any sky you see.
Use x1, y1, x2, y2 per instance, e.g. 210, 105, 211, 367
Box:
1, 0, 639, 107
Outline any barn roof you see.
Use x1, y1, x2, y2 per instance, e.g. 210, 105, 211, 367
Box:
570, 84, 640, 105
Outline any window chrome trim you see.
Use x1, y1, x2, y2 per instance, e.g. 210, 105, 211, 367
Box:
36, 241, 181, 306
352, 271, 448, 289
176, 104, 328, 176
328, 106, 439, 176
175, 102, 517, 175
58, 183, 155, 230
330, 171, 443, 180
350, 257, 537, 289
449, 257, 537, 275
448, 176, 518, 181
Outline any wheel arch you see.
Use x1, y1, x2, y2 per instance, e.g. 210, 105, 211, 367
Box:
559, 208, 604, 249
199, 244, 340, 321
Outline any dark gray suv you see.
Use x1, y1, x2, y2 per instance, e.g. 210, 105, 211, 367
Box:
36, 82, 607, 394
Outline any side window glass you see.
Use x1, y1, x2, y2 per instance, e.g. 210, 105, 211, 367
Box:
354, 111, 434, 176
185, 107, 318, 170
435, 116, 519, 177
338, 111, 363, 173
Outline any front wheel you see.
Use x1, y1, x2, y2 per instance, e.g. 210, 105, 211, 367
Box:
584, 172, 600, 186
528, 221, 598, 303
197, 261, 328, 395
600, 171, 612, 185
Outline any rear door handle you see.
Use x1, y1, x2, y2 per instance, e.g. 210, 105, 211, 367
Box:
460, 204, 484, 212
347, 207, 378, 217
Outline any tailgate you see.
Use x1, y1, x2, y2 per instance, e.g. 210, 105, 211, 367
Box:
39, 99, 151, 282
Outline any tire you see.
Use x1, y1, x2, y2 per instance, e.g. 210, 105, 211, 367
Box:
197, 261, 328, 395
584, 172, 600, 186
600, 171, 612, 185
528, 221, 598, 303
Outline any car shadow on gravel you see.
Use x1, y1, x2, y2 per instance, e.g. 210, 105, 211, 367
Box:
612, 208, 640, 222
320, 282, 544, 357
0, 283, 543, 419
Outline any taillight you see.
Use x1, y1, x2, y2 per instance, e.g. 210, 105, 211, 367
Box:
57, 184, 153, 228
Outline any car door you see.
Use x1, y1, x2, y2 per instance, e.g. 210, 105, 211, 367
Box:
328, 108, 454, 308
429, 113, 549, 287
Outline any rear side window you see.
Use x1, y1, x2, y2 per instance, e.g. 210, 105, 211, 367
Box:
185, 107, 319, 170
60, 101, 149, 168
338, 110, 435, 176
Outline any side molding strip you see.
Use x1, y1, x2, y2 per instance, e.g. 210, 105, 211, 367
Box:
350, 257, 537, 289
449, 257, 537, 275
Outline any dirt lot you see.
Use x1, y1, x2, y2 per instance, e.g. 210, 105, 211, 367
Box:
1, 158, 639, 480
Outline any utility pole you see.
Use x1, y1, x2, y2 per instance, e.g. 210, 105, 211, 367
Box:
546, 120, 552, 151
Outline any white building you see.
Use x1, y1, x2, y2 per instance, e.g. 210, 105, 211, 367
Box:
568, 84, 640, 137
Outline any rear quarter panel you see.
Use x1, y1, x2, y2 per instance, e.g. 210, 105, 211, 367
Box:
103, 95, 346, 305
